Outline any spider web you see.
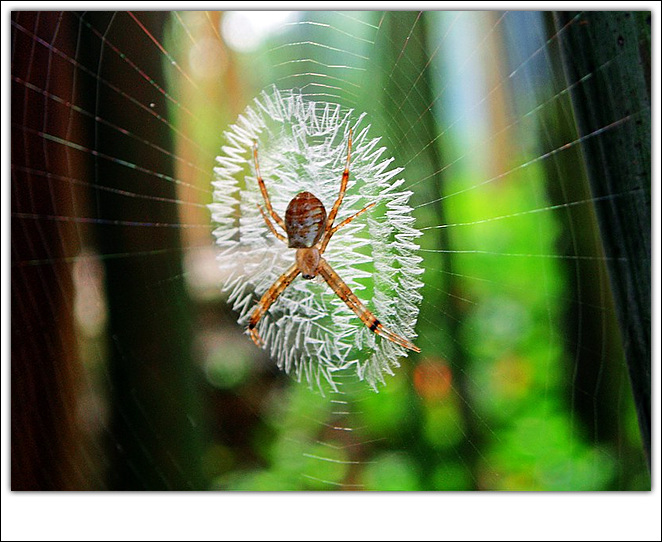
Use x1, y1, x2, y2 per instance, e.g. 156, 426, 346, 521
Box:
210, 86, 423, 391
5, 6, 658, 541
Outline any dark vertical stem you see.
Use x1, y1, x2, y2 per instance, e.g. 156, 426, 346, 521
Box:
554, 11, 651, 468
83, 12, 204, 489
370, 11, 466, 487
374, 11, 454, 351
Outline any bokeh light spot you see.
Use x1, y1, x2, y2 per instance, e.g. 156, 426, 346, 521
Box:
221, 11, 297, 53
413, 359, 453, 402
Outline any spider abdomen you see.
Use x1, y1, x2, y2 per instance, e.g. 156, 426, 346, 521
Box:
285, 191, 327, 248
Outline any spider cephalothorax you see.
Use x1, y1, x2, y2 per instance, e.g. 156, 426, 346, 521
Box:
247, 130, 420, 353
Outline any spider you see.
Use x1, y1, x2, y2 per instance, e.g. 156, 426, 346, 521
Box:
246, 130, 421, 353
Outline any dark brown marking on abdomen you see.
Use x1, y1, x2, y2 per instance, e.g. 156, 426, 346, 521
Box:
285, 191, 327, 248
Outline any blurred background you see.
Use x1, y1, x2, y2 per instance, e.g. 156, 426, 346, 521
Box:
10, 10, 651, 491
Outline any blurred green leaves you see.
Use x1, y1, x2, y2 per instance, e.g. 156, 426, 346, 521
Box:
165, 10, 649, 491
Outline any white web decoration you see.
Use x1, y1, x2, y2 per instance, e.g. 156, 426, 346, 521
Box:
210, 86, 423, 391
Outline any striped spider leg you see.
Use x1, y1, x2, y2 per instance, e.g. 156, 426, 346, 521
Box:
247, 130, 420, 353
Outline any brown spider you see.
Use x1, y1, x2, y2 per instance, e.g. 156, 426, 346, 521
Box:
246, 130, 421, 353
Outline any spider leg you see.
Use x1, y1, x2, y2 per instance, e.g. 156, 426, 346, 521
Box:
319, 202, 376, 253
317, 258, 420, 353
247, 263, 300, 347
258, 204, 287, 243
321, 129, 353, 247
253, 140, 287, 232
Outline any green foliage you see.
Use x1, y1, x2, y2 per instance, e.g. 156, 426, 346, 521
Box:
167, 10, 650, 491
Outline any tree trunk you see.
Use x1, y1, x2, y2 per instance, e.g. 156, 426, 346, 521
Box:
555, 11, 651, 468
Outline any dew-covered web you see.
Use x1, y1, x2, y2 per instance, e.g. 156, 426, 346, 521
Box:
10, 9, 652, 495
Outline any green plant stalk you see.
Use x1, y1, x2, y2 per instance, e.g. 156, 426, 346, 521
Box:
83, 12, 206, 489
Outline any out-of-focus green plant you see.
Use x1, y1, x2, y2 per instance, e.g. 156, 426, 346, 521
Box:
166, 10, 650, 491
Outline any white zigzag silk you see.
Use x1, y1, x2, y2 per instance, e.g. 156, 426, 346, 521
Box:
210, 86, 423, 391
